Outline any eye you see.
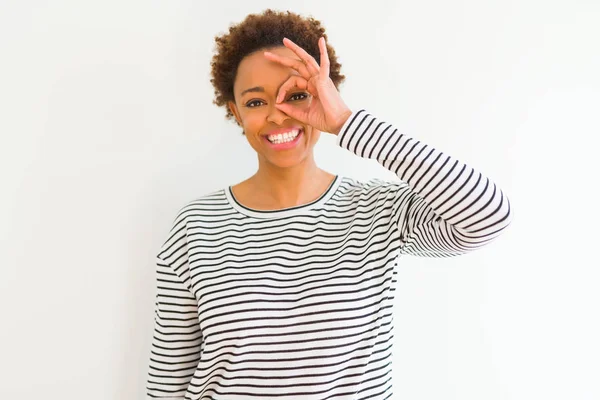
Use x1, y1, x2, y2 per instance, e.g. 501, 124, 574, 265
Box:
244, 93, 308, 108
289, 92, 309, 101
246, 99, 263, 108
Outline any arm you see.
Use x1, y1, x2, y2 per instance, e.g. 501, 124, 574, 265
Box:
336, 109, 513, 257
147, 214, 203, 400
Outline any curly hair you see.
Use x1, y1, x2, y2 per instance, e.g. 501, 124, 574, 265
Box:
210, 9, 346, 126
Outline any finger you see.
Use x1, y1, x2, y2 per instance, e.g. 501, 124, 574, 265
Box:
276, 75, 309, 104
274, 101, 309, 124
319, 37, 330, 79
263, 51, 312, 80
282, 37, 321, 74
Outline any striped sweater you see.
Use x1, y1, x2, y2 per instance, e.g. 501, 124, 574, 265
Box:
146, 109, 513, 399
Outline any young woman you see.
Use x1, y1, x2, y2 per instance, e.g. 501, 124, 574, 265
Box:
146, 9, 513, 400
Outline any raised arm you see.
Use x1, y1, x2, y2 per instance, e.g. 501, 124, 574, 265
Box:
337, 109, 513, 257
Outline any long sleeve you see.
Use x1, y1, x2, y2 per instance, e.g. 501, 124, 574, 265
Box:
146, 212, 203, 399
336, 109, 513, 257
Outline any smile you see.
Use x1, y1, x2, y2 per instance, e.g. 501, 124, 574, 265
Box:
263, 129, 303, 150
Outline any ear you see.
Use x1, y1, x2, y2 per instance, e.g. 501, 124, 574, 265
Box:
228, 100, 242, 127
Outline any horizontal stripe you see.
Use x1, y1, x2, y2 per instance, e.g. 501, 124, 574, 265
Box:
146, 108, 512, 400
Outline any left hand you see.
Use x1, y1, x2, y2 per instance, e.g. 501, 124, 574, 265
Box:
264, 37, 352, 135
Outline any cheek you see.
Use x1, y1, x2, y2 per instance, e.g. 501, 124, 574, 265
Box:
308, 128, 321, 146
242, 113, 262, 132
245, 119, 269, 149
246, 133, 264, 151
241, 114, 263, 140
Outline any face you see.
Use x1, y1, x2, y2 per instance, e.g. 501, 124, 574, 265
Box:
228, 46, 321, 170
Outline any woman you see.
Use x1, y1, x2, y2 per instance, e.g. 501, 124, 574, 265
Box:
146, 9, 512, 400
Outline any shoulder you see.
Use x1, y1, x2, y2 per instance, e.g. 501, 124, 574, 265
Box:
328, 176, 409, 224
163, 187, 229, 236
171, 188, 229, 225
156, 187, 229, 261
337, 176, 408, 200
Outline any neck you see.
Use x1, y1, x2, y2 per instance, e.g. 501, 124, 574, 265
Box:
250, 155, 332, 209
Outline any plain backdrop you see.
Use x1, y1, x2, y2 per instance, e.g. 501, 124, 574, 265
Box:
1, 0, 598, 399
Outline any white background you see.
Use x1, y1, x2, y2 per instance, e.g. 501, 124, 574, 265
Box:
1, 1, 598, 399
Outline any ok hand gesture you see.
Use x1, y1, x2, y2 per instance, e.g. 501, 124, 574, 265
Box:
263, 37, 352, 135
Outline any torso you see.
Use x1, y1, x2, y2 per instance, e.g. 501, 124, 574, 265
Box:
155, 176, 405, 399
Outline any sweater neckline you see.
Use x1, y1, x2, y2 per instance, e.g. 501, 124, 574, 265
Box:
225, 175, 342, 219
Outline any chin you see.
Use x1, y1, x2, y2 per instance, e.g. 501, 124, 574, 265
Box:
267, 155, 306, 169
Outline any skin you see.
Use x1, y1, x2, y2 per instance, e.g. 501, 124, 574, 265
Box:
227, 37, 352, 211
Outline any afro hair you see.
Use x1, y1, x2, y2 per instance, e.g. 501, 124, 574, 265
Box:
210, 9, 346, 126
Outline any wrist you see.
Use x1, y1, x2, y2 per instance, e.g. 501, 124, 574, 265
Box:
332, 109, 353, 135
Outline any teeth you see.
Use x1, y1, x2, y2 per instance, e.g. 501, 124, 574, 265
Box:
267, 129, 300, 144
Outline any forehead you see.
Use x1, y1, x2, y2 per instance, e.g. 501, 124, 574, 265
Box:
234, 46, 303, 97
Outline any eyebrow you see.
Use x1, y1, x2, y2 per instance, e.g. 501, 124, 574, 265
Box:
240, 86, 265, 97
240, 75, 296, 98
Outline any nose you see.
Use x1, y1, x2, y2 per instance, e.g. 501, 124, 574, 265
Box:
266, 103, 291, 125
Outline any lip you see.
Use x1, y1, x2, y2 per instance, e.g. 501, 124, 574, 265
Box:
263, 128, 303, 150
265, 126, 303, 136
